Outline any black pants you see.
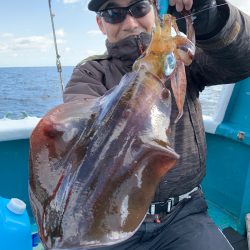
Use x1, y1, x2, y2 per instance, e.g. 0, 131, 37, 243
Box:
95, 190, 233, 250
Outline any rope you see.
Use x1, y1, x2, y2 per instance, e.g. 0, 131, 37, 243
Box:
48, 0, 65, 94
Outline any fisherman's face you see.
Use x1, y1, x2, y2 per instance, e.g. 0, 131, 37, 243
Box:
96, 0, 155, 43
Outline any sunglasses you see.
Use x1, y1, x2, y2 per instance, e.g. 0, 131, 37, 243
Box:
98, 0, 152, 24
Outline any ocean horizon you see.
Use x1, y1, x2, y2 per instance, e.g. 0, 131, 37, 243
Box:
0, 66, 222, 120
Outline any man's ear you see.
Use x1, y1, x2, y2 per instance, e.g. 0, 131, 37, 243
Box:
96, 15, 107, 35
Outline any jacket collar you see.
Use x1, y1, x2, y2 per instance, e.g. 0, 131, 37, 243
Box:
106, 32, 152, 66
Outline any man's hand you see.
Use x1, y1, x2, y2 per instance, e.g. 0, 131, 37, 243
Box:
169, 0, 193, 12
168, 0, 229, 39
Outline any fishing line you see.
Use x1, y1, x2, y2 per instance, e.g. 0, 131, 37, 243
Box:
175, 3, 229, 21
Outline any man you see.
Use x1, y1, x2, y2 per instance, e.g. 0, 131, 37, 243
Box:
64, 0, 250, 249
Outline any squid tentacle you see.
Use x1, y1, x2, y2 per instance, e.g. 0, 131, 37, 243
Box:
169, 11, 196, 122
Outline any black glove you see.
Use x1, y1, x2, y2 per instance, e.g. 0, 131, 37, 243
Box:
168, 0, 229, 40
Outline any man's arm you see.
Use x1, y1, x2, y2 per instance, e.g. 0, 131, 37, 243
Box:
63, 61, 107, 103
189, 1, 250, 91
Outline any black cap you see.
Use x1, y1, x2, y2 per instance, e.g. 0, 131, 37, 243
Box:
88, 0, 108, 12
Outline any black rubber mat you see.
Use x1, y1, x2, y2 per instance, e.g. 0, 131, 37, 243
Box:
223, 227, 248, 250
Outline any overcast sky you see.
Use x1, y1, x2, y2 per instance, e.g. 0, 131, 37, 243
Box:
0, 0, 249, 67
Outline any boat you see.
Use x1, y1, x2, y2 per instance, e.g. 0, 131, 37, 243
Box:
202, 77, 250, 249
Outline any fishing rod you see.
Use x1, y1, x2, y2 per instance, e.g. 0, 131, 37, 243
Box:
48, 0, 65, 94
158, 0, 169, 18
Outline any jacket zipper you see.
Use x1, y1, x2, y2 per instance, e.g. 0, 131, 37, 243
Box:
136, 34, 144, 55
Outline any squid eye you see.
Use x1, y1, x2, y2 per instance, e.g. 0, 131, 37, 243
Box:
164, 52, 176, 76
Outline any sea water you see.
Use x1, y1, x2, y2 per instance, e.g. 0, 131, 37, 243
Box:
0, 66, 73, 119
0, 66, 223, 120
